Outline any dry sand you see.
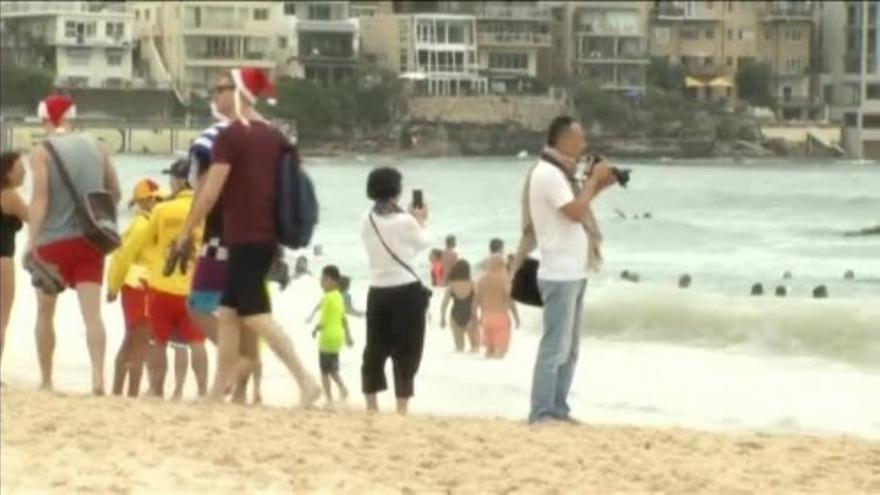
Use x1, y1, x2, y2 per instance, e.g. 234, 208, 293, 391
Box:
1, 388, 878, 494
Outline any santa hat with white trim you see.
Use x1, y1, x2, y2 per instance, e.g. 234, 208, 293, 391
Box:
37, 94, 76, 128
229, 67, 276, 123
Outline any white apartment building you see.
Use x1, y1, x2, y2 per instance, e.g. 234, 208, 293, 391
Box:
280, 1, 359, 84
0, 1, 134, 89
574, 2, 650, 93
820, 1, 880, 158
130, 1, 281, 102
361, 13, 488, 96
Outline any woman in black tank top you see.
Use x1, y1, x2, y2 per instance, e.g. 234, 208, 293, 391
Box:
1, 151, 28, 385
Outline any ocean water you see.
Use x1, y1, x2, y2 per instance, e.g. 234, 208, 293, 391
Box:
3, 154, 879, 439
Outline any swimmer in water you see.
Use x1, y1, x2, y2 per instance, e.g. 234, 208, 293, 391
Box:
678, 274, 692, 289
750, 283, 764, 296
775, 285, 787, 297
844, 270, 855, 281
812, 285, 829, 298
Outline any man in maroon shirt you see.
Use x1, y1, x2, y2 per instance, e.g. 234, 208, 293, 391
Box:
176, 67, 320, 406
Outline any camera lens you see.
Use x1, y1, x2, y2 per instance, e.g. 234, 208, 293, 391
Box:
612, 167, 631, 188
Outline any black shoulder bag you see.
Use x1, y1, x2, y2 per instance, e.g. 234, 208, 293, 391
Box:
368, 214, 432, 312
43, 140, 120, 254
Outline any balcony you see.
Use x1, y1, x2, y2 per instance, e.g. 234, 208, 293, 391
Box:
477, 31, 550, 47
776, 95, 824, 108
576, 24, 646, 37
474, 4, 550, 21
653, 5, 721, 22
763, 3, 814, 22
296, 19, 357, 34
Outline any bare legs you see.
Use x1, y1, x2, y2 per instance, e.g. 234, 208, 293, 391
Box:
190, 342, 208, 397
35, 291, 57, 390
148, 343, 168, 397
210, 307, 319, 406
112, 332, 132, 396
36, 283, 106, 394
0, 258, 15, 383
171, 345, 188, 400
126, 324, 150, 397
321, 372, 349, 406
451, 322, 479, 353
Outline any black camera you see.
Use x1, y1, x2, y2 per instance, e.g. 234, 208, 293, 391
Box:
586, 154, 631, 188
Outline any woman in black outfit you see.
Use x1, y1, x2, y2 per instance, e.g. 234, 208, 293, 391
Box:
1, 151, 28, 384
360, 167, 430, 415
440, 259, 479, 353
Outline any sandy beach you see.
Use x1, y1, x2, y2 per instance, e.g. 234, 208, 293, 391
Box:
1, 388, 877, 494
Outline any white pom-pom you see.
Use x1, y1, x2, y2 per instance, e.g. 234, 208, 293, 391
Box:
267, 97, 277, 106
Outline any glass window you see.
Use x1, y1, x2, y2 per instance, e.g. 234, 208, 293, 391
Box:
726, 56, 733, 67
765, 29, 773, 41
65, 21, 77, 38
681, 28, 699, 40
254, 8, 269, 21
308, 4, 331, 20
106, 50, 124, 66
448, 24, 465, 43
726, 28, 732, 40
66, 47, 91, 66
705, 28, 714, 39
86, 22, 96, 37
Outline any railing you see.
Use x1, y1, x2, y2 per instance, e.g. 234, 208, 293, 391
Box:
474, 4, 551, 20
477, 31, 551, 46
764, 4, 814, 20
577, 24, 645, 37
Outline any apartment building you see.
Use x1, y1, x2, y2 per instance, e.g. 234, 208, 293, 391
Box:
573, 1, 651, 94
650, 0, 817, 119
0, 1, 134, 89
465, 1, 552, 94
820, 1, 880, 158
361, 12, 487, 96
280, 1, 359, 84
130, 1, 279, 101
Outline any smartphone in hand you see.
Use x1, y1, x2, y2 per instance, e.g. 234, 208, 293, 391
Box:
412, 189, 424, 209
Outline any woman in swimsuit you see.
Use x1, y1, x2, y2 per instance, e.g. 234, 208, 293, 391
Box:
441, 259, 479, 353
1, 152, 28, 385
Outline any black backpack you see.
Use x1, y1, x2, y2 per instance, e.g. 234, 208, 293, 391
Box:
276, 145, 318, 250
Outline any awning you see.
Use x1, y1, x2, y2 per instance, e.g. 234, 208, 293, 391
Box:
708, 77, 733, 88
685, 76, 705, 88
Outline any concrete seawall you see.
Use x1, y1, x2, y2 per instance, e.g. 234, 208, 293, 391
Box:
2, 122, 203, 155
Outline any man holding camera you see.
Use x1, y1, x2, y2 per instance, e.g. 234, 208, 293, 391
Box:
523, 116, 618, 424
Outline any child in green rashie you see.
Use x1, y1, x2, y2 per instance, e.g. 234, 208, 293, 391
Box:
312, 265, 354, 407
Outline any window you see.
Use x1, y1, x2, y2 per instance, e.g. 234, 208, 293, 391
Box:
765, 29, 773, 41
65, 21, 77, 38
704, 56, 714, 67
448, 24, 465, 43
254, 8, 268, 21
727, 28, 732, 40
705, 28, 714, 39
278, 36, 288, 49
867, 83, 880, 100
865, 114, 880, 128
681, 28, 699, 40
738, 29, 744, 40
135, 10, 139, 21
145, 9, 150, 20
726, 56, 733, 67
727, 1, 734, 12
488, 52, 528, 71
788, 29, 802, 42
85, 22, 96, 37
66, 47, 91, 66
308, 4, 331, 20
105, 22, 124, 39
705, 1, 714, 9
400, 50, 407, 71
106, 50, 124, 66
843, 113, 857, 126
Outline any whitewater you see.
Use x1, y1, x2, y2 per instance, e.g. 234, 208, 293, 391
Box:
2, 155, 878, 439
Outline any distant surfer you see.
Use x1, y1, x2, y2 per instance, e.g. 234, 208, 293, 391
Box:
775, 285, 787, 297
678, 274, 692, 289
844, 269, 855, 280
750, 283, 764, 296
812, 285, 829, 299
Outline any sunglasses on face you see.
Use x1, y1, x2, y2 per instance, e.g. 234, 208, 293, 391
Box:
212, 84, 235, 95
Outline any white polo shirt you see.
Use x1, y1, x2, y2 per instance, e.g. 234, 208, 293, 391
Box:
528, 159, 588, 281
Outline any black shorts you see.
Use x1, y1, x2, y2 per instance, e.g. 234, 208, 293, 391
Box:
221, 243, 276, 317
319, 352, 340, 374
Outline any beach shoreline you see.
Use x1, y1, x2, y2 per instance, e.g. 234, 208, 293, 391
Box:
2, 388, 877, 494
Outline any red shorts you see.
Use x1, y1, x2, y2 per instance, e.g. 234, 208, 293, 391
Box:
36, 238, 104, 288
121, 285, 148, 329
147, 289, 205, 345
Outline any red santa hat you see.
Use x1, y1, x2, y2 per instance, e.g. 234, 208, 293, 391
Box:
37, 94, 76, 128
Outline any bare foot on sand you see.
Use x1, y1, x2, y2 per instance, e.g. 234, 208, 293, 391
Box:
300, 382, 322, 409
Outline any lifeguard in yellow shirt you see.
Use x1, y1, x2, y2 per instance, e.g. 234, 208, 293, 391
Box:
110, 159, 206, 398
106, 179, 161, 398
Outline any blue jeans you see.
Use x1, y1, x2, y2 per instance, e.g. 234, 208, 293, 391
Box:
529, 278, 587, 423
